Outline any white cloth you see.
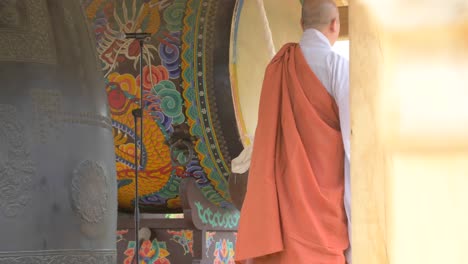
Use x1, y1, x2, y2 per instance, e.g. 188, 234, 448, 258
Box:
300, 28, 352, 263
231, 143, 254, 174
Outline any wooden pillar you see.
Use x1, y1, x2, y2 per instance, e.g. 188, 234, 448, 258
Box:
351, 1, 468, 263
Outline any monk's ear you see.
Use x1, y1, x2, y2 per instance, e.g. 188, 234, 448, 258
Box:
330, 18, 339, 33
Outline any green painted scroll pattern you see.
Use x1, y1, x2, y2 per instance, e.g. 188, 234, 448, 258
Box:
194, 201, 240, 229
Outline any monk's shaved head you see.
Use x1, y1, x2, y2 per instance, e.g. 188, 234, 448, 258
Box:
301, 0, 341, 45
302, 0, 339, 30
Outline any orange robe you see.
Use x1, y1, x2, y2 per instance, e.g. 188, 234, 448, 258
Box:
235, 43, 349, 264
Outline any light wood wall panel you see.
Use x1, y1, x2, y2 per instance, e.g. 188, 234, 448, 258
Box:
350, 1, 468, 263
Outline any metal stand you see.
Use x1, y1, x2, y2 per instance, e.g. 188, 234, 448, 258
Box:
130, 37, 148, 264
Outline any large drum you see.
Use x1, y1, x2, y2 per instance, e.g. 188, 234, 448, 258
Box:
0, 0, 117, 262
84, 0, 244, 213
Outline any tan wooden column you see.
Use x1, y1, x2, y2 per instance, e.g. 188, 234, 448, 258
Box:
351, 1, 468, 263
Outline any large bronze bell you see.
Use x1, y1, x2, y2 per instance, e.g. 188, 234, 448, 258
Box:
0, 0, 117, 262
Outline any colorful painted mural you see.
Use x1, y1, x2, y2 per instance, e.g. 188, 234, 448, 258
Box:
124, 239, 171, 264
205, 231, 216, 257
117, 229, 129, 243
116, 227, 238, 263
84, 0, 242, 213
167, 230, 194, 256
204, 231, 237, 263
213, 239, 235, 264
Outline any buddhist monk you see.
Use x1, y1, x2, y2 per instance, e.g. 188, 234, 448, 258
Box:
235, 0, 351, 263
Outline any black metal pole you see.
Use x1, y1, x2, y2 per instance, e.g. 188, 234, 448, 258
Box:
139, 39, 144, 167
137, 39, 144, 264
130, 39, 145, 264
131, 108, 140, 264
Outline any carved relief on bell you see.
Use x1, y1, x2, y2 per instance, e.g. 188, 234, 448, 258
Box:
0, 0, 117, 262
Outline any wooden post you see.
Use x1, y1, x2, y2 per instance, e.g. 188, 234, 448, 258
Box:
351, 1, 468, 263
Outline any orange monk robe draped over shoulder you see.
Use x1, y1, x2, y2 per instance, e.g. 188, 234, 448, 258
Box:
235, 44, 349, 264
